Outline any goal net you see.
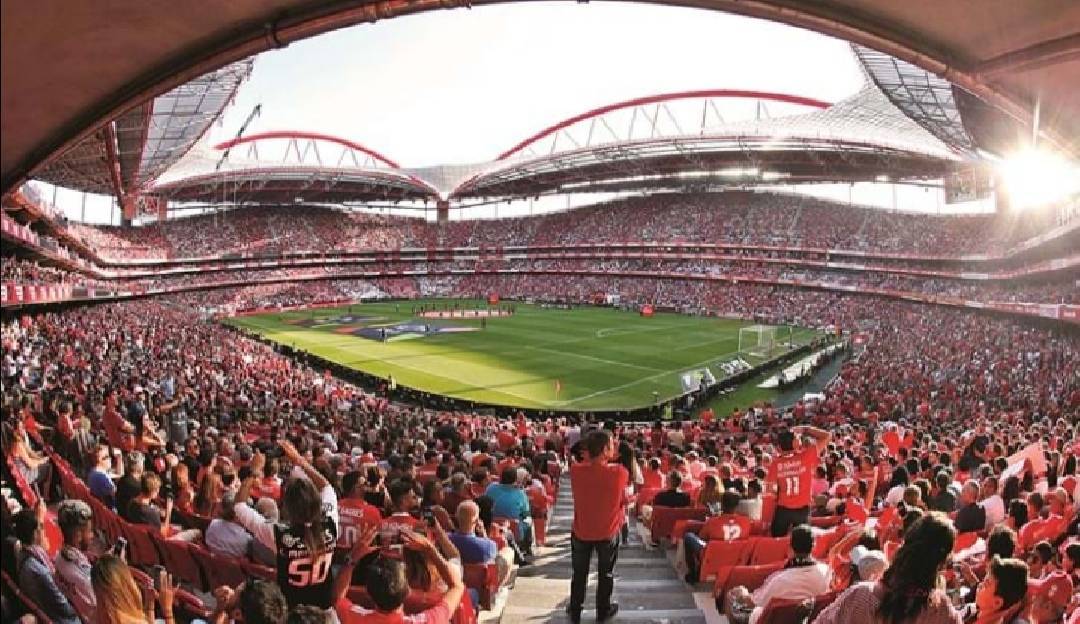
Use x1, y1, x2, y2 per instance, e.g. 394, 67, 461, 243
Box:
739, 324, 779, 359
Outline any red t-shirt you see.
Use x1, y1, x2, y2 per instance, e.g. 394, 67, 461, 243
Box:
570, 461, 629, 541
767, 445, 819, 509
496, 430, 517, 452
1019, 515, 1066, 549
338, 498, 384, 548
699, 514, 751, 542
336, 598, 451, 624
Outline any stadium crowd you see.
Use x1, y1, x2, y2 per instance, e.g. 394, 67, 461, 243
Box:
5, 253, 1076, 309
2, 275, 1078, 624
50, 192, 1077, 261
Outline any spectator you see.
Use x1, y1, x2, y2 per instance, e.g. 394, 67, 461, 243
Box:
210, 579, 290, 624
53, 499, 96, 623
13, 506, 80, 624
723, 524, 831, 624
205, 490, 255, 560
91, 554, 176, 624
768, 426, 831, 536
485, 467, 533, 555
972, 557, 1028, 624
683, 491, 750, 582
115, 451, 145, 522
338, 470, 383, 550
927, 471, 957, 513
87, 443, 119, 509
448, 500, 514, 588
653, 471, 692, 508
233, 440, 340, 611
814, 512, 961, 624
568, 430, 629, 624
981, 477, 1006, 531
334, 528, 465, 623
956, 480, 987, 534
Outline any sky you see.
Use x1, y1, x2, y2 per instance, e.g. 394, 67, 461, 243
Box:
41, 3, 988, 223
209, 2, 864, 167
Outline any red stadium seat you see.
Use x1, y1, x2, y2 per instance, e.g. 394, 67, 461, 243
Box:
190, 545, 248, 589
462, 562, 500, 610
953, 531, 979, 553
1, 569, 54, 624
757, 596, 813, 624
714, 561, 784, 600
698, 538, 754, 583
671, 519, 705, 543
650, 507, 706, 546
748, 536, 790, 565
634, 487, 661, 516
121, 522, 163, 567
159, 538, 207, 591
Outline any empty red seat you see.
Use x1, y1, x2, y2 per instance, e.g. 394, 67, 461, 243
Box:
650, 506, 706, 546
190, 545, 247, 589
748, 536, 790, 565
159, 538, 206, 591
121, 522, 163, 567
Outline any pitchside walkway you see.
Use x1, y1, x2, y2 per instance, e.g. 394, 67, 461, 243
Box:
495, 477, 722, 624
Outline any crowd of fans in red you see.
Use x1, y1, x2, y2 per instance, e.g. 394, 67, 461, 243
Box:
1, 274, 1078, 624
59, 192, 1074, 261
4, 254, 1075, 310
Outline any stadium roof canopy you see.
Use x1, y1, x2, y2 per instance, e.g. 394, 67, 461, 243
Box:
3, 0, 1077, 197
26, 61, 253, 199
148, 79, 966, 205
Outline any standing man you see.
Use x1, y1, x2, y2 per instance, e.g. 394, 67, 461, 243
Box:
767, 425, 831, 537
568, 430, 628, 623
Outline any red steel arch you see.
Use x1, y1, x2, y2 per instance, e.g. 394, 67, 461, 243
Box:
496, 89, 832, 160
213, 131, 401, 168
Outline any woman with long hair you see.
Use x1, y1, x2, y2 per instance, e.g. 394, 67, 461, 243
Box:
193, 471, 223, 517
696, 474, 724, 509
91, 554, 176, 624
813, 512, 962, 624
233, 440, 339, 612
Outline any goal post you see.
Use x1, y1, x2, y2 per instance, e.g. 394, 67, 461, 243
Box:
739, 324, 780, 359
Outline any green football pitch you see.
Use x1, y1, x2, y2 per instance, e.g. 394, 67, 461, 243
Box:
225, 299, 821, 412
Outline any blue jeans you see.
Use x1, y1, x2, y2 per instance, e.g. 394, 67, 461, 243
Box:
683, 532, 707, 582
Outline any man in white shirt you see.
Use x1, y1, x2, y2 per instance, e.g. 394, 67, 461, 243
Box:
205, 491, 255, 560
723, 524, 832, 624
981, 476, 1006, 530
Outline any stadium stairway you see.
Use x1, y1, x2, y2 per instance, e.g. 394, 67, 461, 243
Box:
495, 478, 720, 624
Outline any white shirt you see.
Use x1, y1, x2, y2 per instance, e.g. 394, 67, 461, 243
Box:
982, 494, 1005, 530
205, 519, 254, 559
235, 483, 339, 552
749, 562, 832, 624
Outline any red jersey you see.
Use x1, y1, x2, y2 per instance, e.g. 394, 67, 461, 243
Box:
570, 460, 629, 541
338, 498, 383, 548
767, 445, 819, 509
699, 514, 751, 542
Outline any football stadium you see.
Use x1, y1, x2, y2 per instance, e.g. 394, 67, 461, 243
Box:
2, 2, 1078, 624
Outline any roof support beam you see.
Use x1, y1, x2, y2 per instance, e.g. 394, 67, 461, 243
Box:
102, 122, 125, 202
973, 33, 1080, 79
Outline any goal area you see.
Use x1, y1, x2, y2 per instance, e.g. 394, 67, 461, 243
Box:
739, 324, 781, 359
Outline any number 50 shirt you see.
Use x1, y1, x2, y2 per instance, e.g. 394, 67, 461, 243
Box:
767, 446, 819, 509
235, 483, 340, 609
